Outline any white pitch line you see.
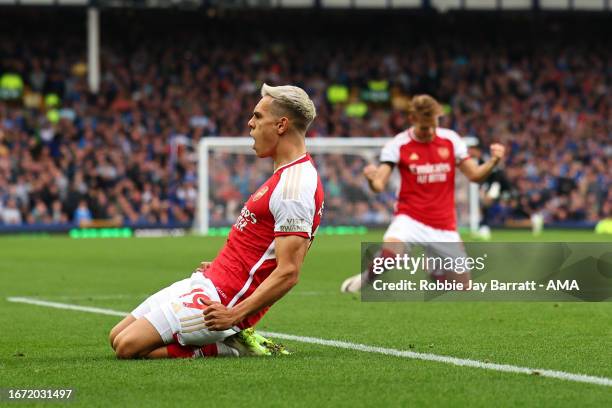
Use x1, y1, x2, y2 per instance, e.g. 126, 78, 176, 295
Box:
7, 297, 126, 317
23, 294, 151, 301
257, 331, 612, 388
6, 296, 612, 388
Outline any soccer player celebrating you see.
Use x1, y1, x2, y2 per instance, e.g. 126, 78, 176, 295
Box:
341, 95, 505, 292
110, 84, 324, 358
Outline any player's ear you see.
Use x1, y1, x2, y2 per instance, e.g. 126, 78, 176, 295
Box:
276, 117, 289, 135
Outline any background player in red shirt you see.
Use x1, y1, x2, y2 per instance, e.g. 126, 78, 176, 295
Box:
341, 95, 505, 292
109, 84, 324, 358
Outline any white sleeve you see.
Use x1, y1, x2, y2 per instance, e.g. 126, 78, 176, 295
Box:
453, 135, 469, 165
380, 138, 400, 164
269, 164, 316, 238
438, 129, 469, 165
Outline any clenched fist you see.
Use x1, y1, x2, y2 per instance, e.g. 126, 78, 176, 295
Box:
490, 143, 505, 162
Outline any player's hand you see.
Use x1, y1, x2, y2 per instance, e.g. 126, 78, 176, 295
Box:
490, 143, 505, 163
201, 299, 240, 331
196, 261, 212, 273
363, 164, 378, 181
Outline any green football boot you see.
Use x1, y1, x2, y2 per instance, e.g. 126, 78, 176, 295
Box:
223, 328, 272, 356
250, 330, 292, 356
223, 329, 291, 356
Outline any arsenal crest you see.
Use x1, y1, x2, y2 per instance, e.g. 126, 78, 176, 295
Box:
438, 147, 450, 159
252, 186, 269, 202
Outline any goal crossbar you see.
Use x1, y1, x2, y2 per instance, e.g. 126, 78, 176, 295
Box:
197, 137, 480, 235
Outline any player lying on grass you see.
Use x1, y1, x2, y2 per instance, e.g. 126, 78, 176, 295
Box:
109, 84, 324, 358
341, 94, 505, 292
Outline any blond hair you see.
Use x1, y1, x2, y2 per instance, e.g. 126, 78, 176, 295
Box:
261, 83, 316, 131
407, 94, 443, 125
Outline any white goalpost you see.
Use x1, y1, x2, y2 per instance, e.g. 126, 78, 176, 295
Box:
197, 137, 480, 236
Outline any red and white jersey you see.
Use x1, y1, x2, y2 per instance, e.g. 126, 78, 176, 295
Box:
380, 127, 469, 231
204, 153, 324, 329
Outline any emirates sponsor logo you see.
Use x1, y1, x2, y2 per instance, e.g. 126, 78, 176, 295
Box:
252, 186, 269, 202
409, 162, 452, 184
409, 163, 451, 174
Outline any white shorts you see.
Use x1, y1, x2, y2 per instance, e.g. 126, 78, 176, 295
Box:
383, 214, 467, 276
131, 272, 239, 346
383, 214, 461, 243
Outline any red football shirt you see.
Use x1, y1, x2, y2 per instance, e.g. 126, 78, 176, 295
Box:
204, 153, 324, 329
380, 127, 469, 231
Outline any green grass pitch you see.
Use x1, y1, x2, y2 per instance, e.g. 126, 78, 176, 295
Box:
1, 230, 611, 407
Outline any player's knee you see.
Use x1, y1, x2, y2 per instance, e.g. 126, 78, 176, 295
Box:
109, 327, 120, 348
114, 337, 140, 359
111, 330, 124, 351
115, 346, 136, 359
109, 324, 128, 349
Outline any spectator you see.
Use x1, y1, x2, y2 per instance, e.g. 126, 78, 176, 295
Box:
1, 198, 22, 225
0, 11, 609, 228
74, 199, 92, 226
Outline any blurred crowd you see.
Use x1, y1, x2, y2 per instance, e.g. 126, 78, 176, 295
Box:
0, 11, 610, 227
209, 152, 398, 227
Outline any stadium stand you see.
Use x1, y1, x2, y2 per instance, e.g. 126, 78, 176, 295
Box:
0, 9, 610, 229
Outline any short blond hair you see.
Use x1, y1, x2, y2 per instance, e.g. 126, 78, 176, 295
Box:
407, 94, 443, 125
261, 83, 316, 131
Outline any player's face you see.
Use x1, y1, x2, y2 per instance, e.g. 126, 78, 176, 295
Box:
248, 96, 280, 158
411, 115, 438, 141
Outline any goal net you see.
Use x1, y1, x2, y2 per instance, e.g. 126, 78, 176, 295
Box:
196, 137, 479, 235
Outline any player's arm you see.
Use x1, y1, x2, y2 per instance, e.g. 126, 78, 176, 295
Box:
364, 163, 394, 193
458, 143, 505, 183
202, 235, 309, 331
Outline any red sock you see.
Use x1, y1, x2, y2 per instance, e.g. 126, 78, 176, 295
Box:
167, 343, 198, 358
432, 273, 447, 283
199, 344, 218, 357
166, 342, 220, 359
365, 248, 396, 282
